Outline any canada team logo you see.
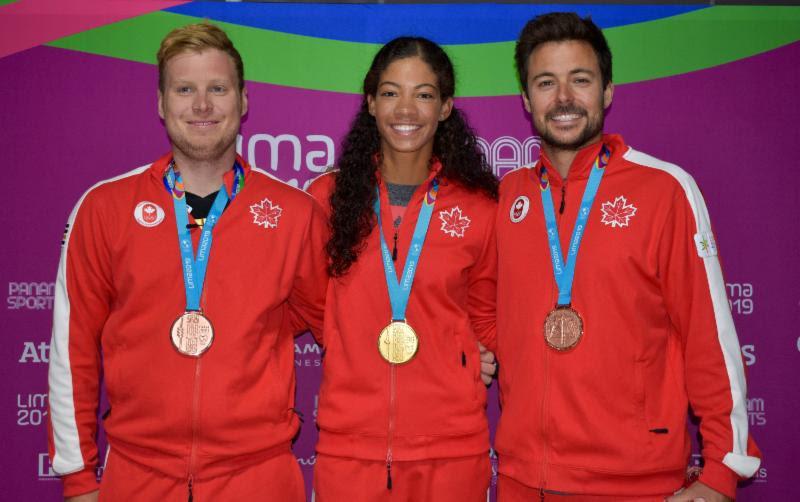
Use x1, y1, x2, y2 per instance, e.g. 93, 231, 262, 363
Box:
439, 206, 470, 238
134, 201, 165, 227
250, 198, 282, 229
510, 196, 530, 223
600, 196, 637, 228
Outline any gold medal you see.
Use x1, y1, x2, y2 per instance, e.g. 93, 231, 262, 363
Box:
544, 306, 583, 351
170, 311, 214, 357
378, 321, 419, 364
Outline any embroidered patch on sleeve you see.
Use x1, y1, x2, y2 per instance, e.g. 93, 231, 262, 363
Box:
694, 231, 718, 258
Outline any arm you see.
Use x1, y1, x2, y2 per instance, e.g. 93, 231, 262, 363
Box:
467, 204, 498, 352
48, 191, 113, 498
658, 182, 760, 499
286, 198, 328, 345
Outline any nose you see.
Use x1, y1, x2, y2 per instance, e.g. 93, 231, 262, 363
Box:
556, 81, 574, 104
192, 92, 212, 113
394, 93, 417, 118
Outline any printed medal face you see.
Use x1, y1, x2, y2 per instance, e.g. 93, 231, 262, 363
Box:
170, 311, 214, 357
378, 321, 419, 364
543, 306, 583, 351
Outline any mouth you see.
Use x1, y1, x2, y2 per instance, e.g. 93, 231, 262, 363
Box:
391, 124, 422, 135
187, 120, 219, 128
549, 113, 583, 123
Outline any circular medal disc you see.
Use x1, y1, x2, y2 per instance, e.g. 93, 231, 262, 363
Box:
378, 321, 419, 364
543, 306, 584, 351
170, 311, 214, 357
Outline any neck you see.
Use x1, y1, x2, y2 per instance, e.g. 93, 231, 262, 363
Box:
172, 149, 236, 197
542, 135, 603, 179
379, 148, 432, 185
542, 145, 577, 180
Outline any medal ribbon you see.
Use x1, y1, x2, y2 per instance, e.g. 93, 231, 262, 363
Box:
374, 179, 439, 321
539, 145, 610, 306
164, 161, 244, 311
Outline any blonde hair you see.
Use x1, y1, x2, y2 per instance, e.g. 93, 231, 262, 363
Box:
157, 22, 244, 92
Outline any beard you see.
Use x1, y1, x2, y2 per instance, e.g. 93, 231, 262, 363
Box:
537, 103, 605, 151
167, 125, 239, 163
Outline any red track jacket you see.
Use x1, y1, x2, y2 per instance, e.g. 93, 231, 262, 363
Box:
47, 154, 326, 497
495, 135, 760, 499
307, 167, 497, 466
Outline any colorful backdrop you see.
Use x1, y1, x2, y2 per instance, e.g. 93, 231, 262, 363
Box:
2, 2, 798, 500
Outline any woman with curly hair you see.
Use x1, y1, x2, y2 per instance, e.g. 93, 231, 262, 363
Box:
307, 36, 499, 501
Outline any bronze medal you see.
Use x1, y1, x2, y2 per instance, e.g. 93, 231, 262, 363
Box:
378, 321, 419, 364
543, 306, 583, 351
170, 311, 214, 357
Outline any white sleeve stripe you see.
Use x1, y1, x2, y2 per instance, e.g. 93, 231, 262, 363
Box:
623, 148, 759, 477
48, 164, 150, 475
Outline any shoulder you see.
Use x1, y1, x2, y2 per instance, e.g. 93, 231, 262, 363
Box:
248, 166, 319, 210
305, 170, 337, 209
74, 163, 153, 213
620, 146, 703, 202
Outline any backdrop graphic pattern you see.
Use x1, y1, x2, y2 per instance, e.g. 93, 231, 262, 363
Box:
1, 2, 798, 500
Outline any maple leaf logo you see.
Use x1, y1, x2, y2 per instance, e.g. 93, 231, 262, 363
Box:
600, 196, 637, 228
250, 198, 282, 229
439, 206, 471, 238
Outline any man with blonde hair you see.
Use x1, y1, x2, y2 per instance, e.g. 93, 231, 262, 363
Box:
47, 23, 325, 501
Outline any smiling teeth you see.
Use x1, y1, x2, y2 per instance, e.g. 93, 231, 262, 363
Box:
393, 125, 420, 132
552, 114, 582, 122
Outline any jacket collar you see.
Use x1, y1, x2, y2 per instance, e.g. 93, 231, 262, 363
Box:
538, 133, 625, 184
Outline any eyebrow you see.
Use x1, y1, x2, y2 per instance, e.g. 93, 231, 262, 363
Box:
531, 68, 596, 80
378, 80, 439, 90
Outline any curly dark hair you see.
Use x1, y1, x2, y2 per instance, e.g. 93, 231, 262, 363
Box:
327, 36, 498, 277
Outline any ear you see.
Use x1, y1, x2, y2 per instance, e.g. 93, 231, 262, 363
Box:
439, 97, 453, 121
603, 82, 614, 110
522, 92, 532, 114
240, 86, 249, 117
158, 90, 165, 120
367, 94, 376, 117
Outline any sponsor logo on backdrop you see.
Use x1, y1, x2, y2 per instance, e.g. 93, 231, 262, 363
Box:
239, 133, 334, 190
747, 397, 766, 426
726, 282, 753, 315
20, 342, 50, 363
753, 465, 767, 483
741, 344, 756, 366
476, 136, 541, 179
297, 454, 317, 466
313, 394, 319, 419
295, 342, 322, 368
7, 282, 54, 310
17, 393, 48, 426
38, 453, 57, 479
238, 134, 541, 188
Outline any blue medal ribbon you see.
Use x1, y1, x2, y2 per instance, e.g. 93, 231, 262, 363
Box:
165, 161, 244, 311
374, 179, 439, 321
539, 146, 610, 306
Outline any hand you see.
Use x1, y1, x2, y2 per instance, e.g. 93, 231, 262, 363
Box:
478, 343, 497, 385
66, 490, 99, 502
665, 482, 732, 502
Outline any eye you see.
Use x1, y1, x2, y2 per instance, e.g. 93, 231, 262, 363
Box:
176, 86, 192, 95
536, 80, 554, 89
417, 92, 435, 100
211, 85, 227, 94
573, 77, 591, 85
379, 90, 398, 97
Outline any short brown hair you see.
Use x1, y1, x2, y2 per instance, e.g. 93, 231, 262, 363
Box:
515, 12, 612, 93
157, 22, 244, 93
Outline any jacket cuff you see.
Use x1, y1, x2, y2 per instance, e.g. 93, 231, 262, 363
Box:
61, 467, 99, 498
698, 458, 738, 500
